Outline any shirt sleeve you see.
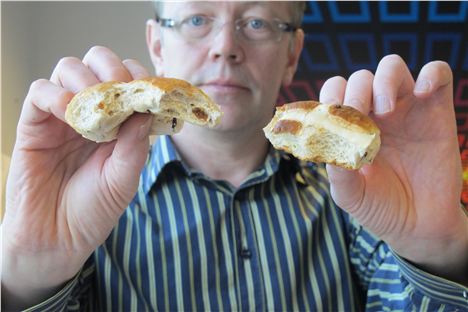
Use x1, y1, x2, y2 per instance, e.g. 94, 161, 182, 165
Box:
346, 215, 468, 311
22, 256, 97, 312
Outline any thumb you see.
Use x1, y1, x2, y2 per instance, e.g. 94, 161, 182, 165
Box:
326, 164, 365, 211
105, 113, 153, 202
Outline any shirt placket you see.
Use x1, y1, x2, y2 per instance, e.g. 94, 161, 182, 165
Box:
230, 191, 266, 311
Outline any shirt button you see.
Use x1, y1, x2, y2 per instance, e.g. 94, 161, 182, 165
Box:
240, 248, 252, 259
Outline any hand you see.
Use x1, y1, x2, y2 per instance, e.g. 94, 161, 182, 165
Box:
320, 54, 468, 284
2, 46, 153, 309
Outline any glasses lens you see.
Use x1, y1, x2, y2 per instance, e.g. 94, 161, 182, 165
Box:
238, 17, 280, 41
167, 15, 291, 43
240, 17, 280, 42
179, 15, 214, 40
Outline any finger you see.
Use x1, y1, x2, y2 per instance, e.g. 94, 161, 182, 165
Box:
82, 46, 133, 83
322, 73, 373, 212
343, 70, 374, 115
50, 57, 100, 94
319, 76, 347, 105
21, 79, 74, 124
414, 60, 453, 99
326, 163, 365, 210
122, 59, 151, 80
373, 54, 415, 115
104, 114, 153, 201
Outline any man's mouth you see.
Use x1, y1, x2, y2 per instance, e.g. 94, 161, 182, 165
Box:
199, 79, 250, 93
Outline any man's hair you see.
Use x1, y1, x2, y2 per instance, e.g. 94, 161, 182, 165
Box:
290, 2, 307, 27
154, 1, 306, 27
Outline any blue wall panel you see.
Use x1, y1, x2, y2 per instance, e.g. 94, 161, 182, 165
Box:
284, 1, 468, 203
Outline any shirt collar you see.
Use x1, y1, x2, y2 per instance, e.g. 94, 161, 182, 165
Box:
140, 135, 301, 194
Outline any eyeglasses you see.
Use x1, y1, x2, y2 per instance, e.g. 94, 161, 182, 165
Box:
156, 14, 298, 43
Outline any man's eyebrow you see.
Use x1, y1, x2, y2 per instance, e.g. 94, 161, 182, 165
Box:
174, 1, 268, 10
240, 2, 284, 15
167, 1, 276, 17
242, 1, 267, 8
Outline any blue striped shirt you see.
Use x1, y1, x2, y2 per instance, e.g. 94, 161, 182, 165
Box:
27, 135, 468, 311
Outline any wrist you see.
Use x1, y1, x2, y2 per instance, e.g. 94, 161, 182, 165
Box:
1, 239, 84, 310
391, 210, 468, 286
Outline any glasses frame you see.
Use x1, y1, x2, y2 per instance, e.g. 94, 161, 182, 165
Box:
155, 14, 299, 43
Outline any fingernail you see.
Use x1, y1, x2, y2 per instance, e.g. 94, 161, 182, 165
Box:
374, 95, 391, 115
137, 116, 152, 140
415, 79, 431, 93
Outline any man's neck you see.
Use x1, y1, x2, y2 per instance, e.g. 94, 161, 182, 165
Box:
171, 124, 269, 188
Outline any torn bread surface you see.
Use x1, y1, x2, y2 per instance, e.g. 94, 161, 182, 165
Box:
263, 101, 381, 170
65, 77, 222, 142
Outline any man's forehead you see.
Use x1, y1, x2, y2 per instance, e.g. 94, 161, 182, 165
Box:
161, 1, 289, 16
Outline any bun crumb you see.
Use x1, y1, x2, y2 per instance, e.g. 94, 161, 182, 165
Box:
65, 77, 223, 142
264, 101, 380, 170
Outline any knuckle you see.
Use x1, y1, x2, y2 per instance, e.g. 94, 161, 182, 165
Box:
28, 79, 49, 93
54, 57, 83, 75
57, 56, 81, 68
108, 66, 131, 79
84, 45, 117, 62
25, 79, 47, 106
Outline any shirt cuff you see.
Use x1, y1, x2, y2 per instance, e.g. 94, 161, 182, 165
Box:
391, 250, 468, 309
22, 271, 81, 312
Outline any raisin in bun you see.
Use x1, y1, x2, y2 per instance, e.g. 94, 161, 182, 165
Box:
263, 101, 381, 170
65, 77, 223, 142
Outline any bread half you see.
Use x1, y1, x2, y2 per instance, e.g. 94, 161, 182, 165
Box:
263, 101, 381, 170
65, 77, 223, 142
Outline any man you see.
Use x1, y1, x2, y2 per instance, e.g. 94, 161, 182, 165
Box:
2, 1, 467, 311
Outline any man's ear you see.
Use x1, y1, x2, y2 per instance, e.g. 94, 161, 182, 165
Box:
146, 19, 164, 76
282, 29, 304, 86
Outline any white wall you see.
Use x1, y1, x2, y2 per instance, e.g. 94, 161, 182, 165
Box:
1, 1, 155, 156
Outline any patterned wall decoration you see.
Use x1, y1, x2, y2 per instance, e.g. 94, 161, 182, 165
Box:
279, 1, 468, 204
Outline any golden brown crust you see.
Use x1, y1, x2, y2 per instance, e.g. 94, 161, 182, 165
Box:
276, 100, 379, 135
263, 99, 381, 170
328, 104, 378, 133
277, 100, 320, 112
141, 77, 197, 96
192, 107, 208, 122
272, 119, 303, 135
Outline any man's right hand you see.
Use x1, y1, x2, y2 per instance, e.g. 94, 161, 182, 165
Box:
1, 46, 153, 310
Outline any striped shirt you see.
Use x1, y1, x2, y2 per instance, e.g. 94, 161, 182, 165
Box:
28, 135, 468, 311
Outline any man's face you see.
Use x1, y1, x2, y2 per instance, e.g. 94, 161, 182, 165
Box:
147, 1, 303, 132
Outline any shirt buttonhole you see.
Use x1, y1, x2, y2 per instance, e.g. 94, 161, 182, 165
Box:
239, 248, 252, 259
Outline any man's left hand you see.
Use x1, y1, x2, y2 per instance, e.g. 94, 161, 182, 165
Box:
319, 54, 468, 285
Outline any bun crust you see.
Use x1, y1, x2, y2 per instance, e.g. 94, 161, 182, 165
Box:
65, 77, 222, 142
263, 101, 381, 170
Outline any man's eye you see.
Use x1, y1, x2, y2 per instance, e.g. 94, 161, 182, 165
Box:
188, 15, 207, 26
248, 18, 266, 30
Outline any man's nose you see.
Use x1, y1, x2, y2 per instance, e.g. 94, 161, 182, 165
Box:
208, 22, 244, 63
